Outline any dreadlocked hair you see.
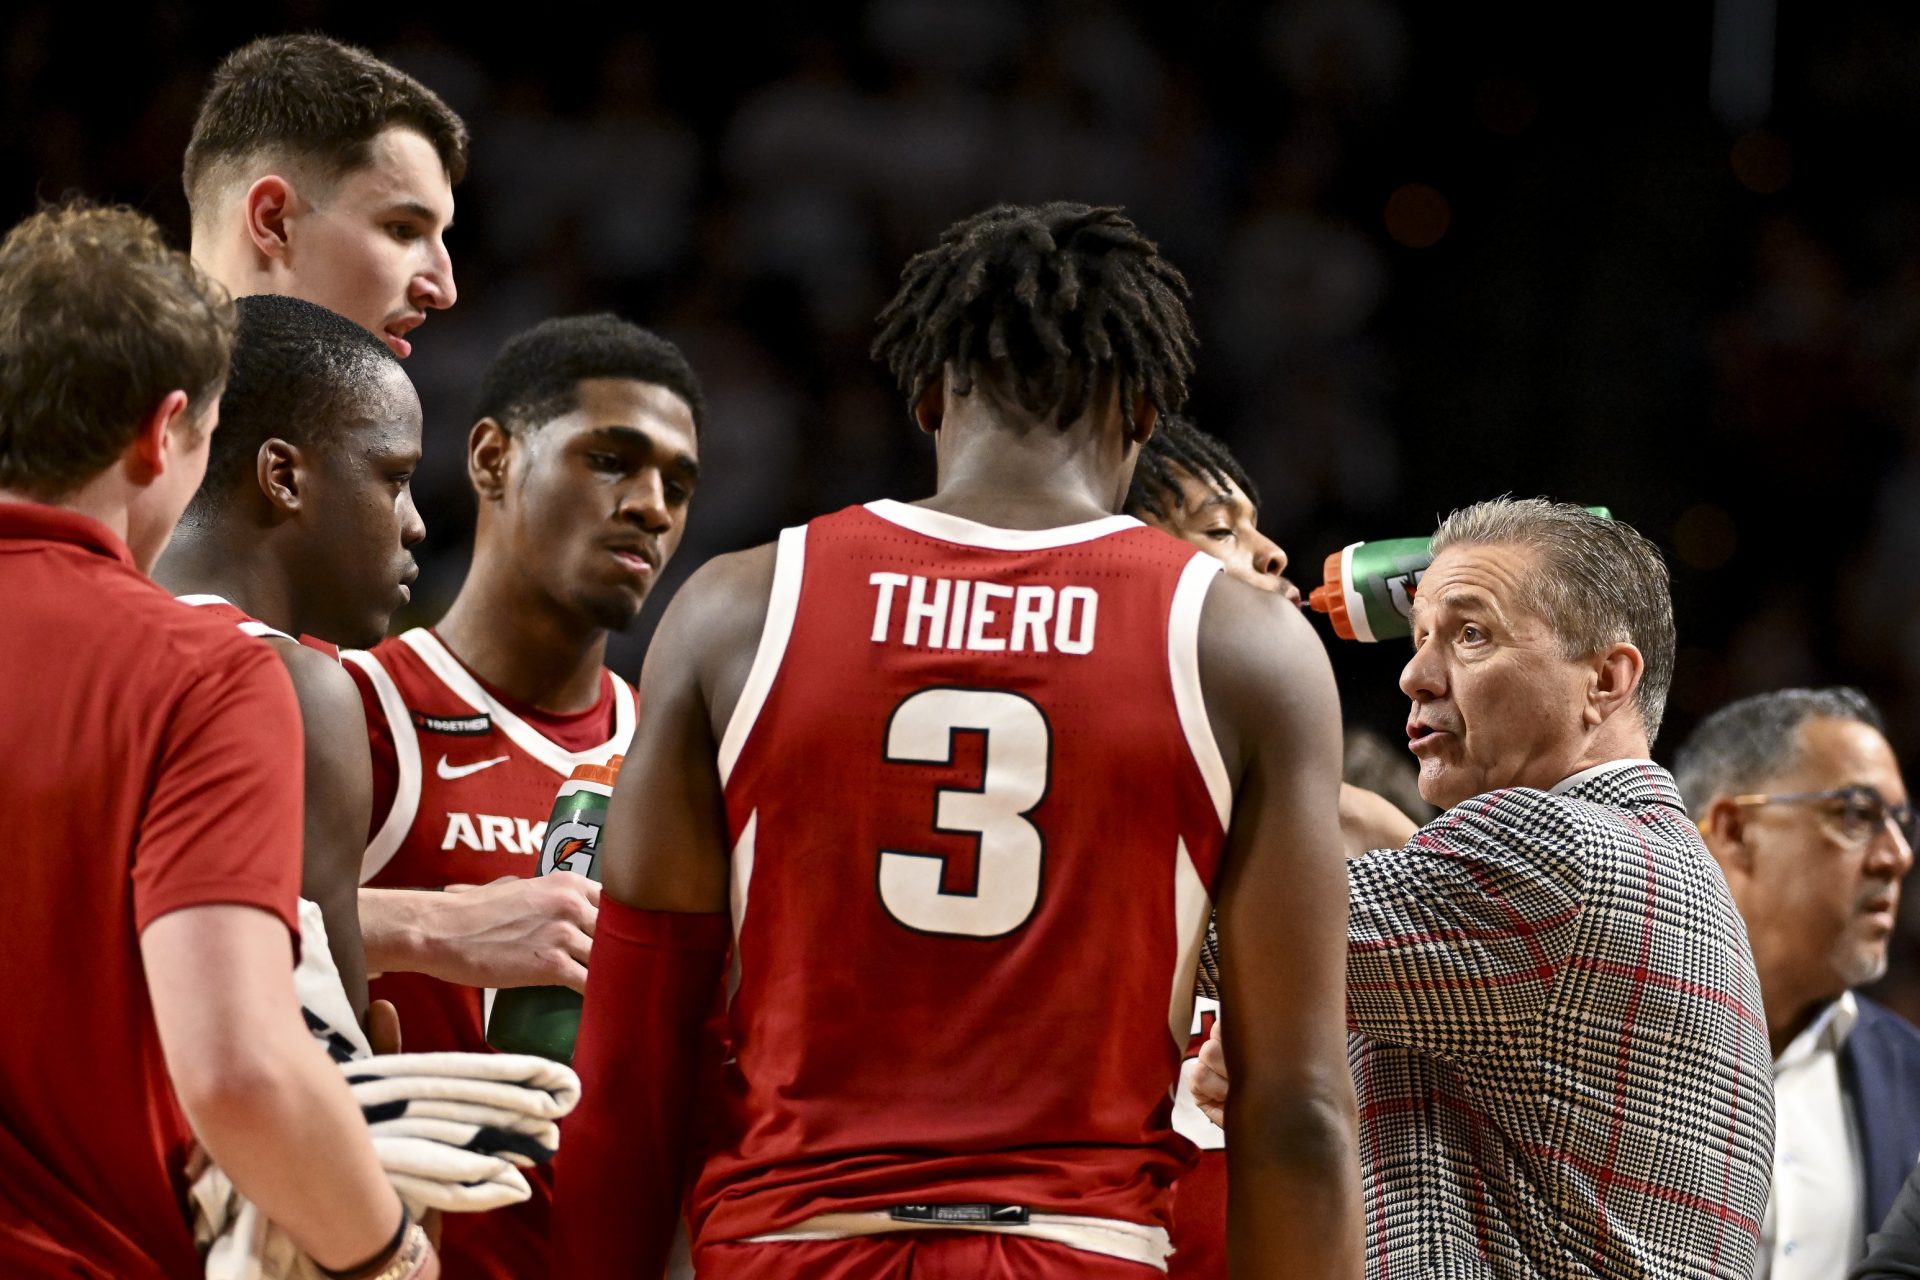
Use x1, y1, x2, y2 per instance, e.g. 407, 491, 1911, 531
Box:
1125, 415, 1261, 522
871, 202, 1196, 429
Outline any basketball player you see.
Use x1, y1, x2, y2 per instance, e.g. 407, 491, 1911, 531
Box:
154, 294, 425, 1034
553, 203, 1363, 1278
1125, 416, 1294, 601
184, 34, 466, 359
341, 313, 704, 1278
0, 203, 433, 1278
184, 33, 602, 1013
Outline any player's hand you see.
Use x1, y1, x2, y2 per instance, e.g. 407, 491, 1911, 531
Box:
1339, 782, 1418, 858
364, 999, 403, 1055
1192, 1017, 1229, 1128
423, 873, 600, 992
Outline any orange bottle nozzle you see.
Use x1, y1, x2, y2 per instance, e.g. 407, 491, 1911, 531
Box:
569, 754, 624, 788
1308, 550, 1358, 641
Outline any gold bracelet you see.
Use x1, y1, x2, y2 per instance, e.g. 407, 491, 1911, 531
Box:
354, 1223, 431, 1280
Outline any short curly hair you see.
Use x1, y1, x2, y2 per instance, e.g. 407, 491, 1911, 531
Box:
187, 294, 402, 516
0, 201, 234, 499
473, 313, 707, 437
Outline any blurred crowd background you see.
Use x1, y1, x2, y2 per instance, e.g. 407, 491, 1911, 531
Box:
9, 1, 1920, 1008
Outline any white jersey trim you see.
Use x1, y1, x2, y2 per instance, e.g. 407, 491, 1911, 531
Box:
396, 629, 635, 778
1168, 555, 1231, 829
717, 525, 808, 787
1167, 835, 1212, 1052
745, 1210, 1171, 1271
341, 648, 422, 884
175, 593, 296, 643
726, 810, 757, 1005
863, 499, 1142, 551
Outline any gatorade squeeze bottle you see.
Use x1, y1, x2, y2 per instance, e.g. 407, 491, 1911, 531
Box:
1308, 507, 1611, 642
485, 754, 623, 1062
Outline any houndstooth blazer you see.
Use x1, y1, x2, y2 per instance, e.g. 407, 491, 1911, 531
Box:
1345, 760, 1774, 1279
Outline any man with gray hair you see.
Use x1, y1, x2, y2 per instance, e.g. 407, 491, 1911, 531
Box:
1197, 498, 1774, 1277
1676, 688, 1920, 1279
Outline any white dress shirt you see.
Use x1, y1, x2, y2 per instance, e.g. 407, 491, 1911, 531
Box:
1758, 991, 1864, 1280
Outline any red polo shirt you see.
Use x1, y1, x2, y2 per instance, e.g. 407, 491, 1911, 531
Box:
0, 501, 304, 1278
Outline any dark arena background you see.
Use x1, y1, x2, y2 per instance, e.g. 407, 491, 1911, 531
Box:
11, 1, 1920, 1010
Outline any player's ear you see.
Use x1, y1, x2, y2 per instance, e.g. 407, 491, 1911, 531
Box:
1696, 794, 1754, 878
241, 175, 296, 263
1129, 394, 1158, 446
124, 390, 193, 484
256, 438, 302, 514
911, 373, 946, 436
469, 417, 512, 502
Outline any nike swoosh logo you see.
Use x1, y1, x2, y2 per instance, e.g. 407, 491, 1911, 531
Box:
437, 754, 510, 780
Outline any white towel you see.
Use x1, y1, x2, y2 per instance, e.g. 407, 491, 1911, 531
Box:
293, 900, 371, 1064
190, 1051, 580, 1279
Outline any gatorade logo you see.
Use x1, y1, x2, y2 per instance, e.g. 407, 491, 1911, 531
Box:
540, 818, 600, 877
1386, 568, 1425, 621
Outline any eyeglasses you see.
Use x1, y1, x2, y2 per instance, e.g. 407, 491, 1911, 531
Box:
1732, 785, 1919, 848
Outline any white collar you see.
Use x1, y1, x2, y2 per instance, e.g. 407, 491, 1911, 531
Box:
1776, 990, 1860, 1070
863, 499, 1141, 551
1549, 758, 1659, 796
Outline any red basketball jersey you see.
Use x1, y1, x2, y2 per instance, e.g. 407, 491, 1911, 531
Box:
341, 627, 634, 1053
342, 628, 632, 1280
693, 500, 1231, 1259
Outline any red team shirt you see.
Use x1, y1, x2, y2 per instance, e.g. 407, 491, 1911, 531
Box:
342, 628, 632, 1279
693, 501, 1229, 1271
0, 504, 303, 1280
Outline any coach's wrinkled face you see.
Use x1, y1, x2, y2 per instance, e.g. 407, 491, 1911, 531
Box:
1400, 543, 1598, 808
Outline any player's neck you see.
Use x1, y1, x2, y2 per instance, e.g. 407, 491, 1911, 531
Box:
192, 231, 272, 304
151, 523, 299, 634
922, 403, 1132, 530
434, 565, 610, 713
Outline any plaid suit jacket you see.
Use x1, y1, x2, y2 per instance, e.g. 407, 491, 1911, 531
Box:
1346, 761, 1774, 1278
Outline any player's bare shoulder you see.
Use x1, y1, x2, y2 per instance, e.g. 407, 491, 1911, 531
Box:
262, 636, 371, 743
647, 539, 780, 735
1195, 569, 1340, 783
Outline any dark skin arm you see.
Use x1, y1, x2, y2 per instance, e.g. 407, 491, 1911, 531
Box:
561, 546, 772, 1277
269, 640, 374, 1021
1198, 574, 1363, 1279
600, 543, 775, 913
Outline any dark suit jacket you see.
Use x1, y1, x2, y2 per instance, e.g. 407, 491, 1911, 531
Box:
1844, 996, 1920, 1233
1844, 996, 1920, 1278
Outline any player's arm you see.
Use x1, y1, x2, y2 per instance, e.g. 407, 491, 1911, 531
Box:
359, 876, 600, 992
1339, 782, 1418, 856
1199, 577, 1363, 1279
273, 641, 374, 1020
343, 651, 601, 993
137, 647, 429, 1276
550, 544, 774, 1280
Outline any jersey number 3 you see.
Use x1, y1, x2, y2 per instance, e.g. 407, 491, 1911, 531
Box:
878, 688, 1050, 938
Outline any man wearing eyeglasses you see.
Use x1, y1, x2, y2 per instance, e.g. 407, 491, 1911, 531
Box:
1676, 686, 1920, 1280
